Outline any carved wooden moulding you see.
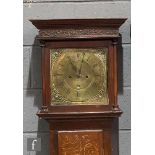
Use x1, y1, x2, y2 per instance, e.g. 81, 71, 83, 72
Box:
30, 19, 126, 41
38, 28, 119, 40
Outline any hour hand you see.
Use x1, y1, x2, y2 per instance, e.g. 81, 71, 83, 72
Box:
78, 53, 85, 75
68, 57, 77, 72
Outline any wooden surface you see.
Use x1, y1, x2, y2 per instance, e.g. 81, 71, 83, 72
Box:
58, 130, 103, 155
30, 19, 127, 29
30, 19, 127, 155
30, 19, 127, 40
49, 118, 113, 155
37, 39, 122, 119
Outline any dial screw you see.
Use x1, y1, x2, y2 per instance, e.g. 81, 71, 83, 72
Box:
77, 85, 80, 90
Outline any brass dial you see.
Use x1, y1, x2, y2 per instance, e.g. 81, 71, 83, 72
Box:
50, 48, 109, 105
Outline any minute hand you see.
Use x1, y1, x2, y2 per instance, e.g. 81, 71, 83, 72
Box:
78, 53, 85, 75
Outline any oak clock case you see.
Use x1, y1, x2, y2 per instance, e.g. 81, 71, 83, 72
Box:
30, 19, 127, 155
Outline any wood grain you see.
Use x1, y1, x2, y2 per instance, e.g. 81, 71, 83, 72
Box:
30, 19, 127, 155
58, 130, 103, 155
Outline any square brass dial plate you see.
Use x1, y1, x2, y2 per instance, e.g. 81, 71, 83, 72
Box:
50, 48, 109, 105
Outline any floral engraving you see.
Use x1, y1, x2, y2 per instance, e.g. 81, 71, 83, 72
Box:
58, 131, 104, 155
38, 28, 118, 39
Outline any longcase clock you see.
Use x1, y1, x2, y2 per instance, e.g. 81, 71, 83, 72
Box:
30, 18, 127, 155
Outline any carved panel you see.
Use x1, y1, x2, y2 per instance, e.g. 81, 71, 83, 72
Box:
38, 28, 119, 40
58, 130, 104, 155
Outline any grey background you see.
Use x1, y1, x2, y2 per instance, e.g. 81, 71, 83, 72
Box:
27, 138, 41, 151
23, 0, 131, 155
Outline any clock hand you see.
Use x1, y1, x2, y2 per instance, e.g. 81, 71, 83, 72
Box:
68, 57, 78, 73
78, 53, 85, 75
